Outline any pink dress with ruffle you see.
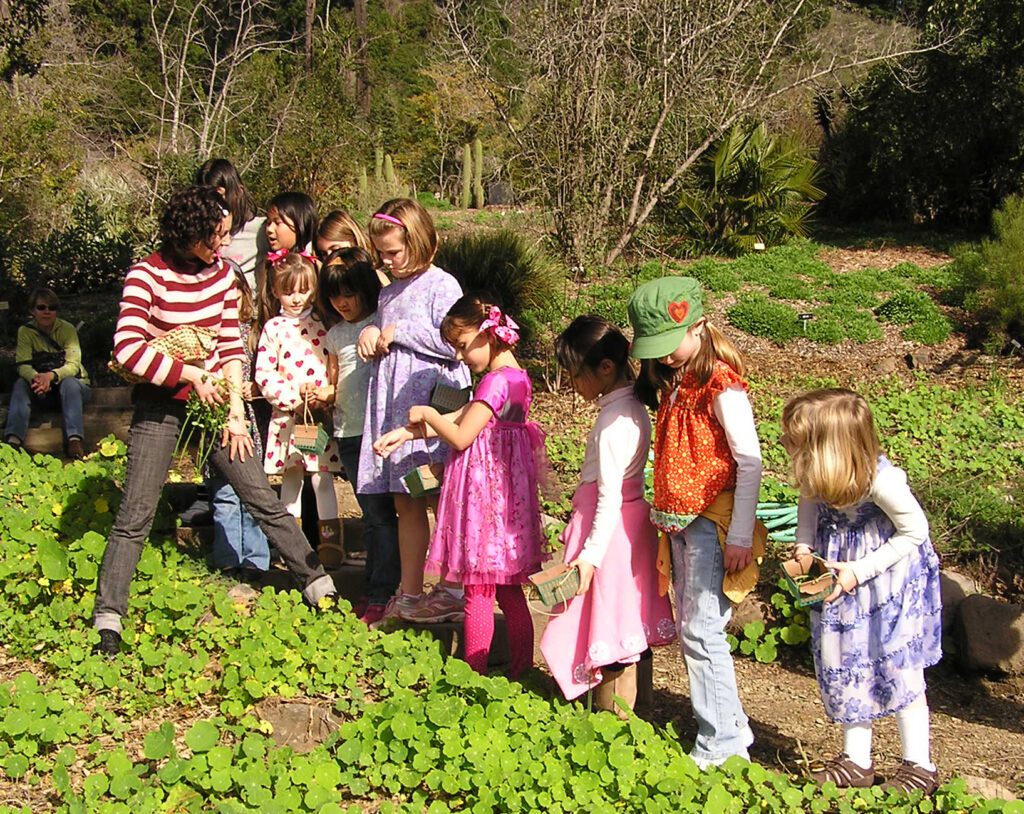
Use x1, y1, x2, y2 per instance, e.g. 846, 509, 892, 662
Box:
426, 367, 546, 585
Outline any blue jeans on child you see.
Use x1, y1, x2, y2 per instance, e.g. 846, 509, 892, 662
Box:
337, 434, 400, 605
209, 476, 270, 571
671, 516, 753, 764
5, 376, 91, 443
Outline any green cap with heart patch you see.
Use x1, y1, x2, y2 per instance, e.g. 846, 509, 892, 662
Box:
627, 276, 705, 359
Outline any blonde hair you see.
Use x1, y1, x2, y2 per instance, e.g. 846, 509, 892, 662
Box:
635, 320, 746, 410
781, 388, 883, 508
266, 253, 318, 320
318, 210, 374, 257
368, 198, 438, 274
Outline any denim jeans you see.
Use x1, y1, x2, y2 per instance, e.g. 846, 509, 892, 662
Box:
208, 476, 270, 571
4, 376, 91, 443
337, 434, 400, 604
94, 399, 334, 633
671, 516, 753, 762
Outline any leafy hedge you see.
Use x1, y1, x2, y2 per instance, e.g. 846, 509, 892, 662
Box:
0, 441, 1017, 812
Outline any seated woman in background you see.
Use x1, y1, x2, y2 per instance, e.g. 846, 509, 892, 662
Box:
4, 287, 91, 459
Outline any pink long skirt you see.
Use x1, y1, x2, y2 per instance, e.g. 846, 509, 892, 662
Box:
540, 478, 676, 700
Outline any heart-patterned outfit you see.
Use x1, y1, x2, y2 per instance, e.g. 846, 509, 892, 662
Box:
255, 309, 341, 474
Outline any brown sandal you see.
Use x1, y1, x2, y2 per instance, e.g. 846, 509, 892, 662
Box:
879, 761, 939, 795
809, 753, 875, 788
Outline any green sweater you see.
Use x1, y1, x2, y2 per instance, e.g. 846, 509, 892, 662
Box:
15, 318, 90, 385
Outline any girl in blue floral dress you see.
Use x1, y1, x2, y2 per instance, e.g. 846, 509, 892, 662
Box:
781, 389, 942, 795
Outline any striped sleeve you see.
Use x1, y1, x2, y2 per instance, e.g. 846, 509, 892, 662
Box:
112, 265, 185, 387
216, 275, 245, 366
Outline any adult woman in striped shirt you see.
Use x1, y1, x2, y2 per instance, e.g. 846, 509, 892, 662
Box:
92, 186, 336, 656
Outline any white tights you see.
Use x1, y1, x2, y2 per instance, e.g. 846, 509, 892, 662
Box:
842, 696, 933, 770
279, 468, 338, 521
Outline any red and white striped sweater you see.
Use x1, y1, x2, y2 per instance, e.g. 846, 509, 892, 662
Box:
112, 252, 245, 398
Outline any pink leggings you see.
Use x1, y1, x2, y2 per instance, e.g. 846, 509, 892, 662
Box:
463, 583, 534, 678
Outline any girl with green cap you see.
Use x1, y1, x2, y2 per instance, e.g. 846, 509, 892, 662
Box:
628, 276, 762, 768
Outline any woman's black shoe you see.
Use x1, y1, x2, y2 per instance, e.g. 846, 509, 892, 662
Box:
94, 629, 122, 657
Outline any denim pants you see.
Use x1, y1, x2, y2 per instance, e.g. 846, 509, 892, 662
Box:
94, 399, 334, 633
337, 435, 400, 604
5, 376, 90, 443
208, 476, 270, 571
671, 516, 753, 762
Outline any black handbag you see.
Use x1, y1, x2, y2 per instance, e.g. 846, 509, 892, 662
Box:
15, 326, 67, 373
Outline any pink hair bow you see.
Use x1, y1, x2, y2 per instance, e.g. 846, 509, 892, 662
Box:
480, 305, 520, 346
266, 248, 316, 266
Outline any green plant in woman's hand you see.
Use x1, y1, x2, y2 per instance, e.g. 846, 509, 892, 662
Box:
175, 378, 231, 470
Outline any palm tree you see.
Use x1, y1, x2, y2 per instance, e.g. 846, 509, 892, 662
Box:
677, 123, 825, 256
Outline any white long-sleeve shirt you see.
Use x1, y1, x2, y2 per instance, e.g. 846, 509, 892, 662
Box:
712, 385, 762, 547
576, 386, 651, 568
795, 464, 929, 584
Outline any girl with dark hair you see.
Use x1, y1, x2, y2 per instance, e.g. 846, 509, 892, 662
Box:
540, 315, 675, 716
92, 186, 337, 657
194, 158, 262, 286
374, 293, 544, 672
257, 192, 318, 327
318, 248, 399, 624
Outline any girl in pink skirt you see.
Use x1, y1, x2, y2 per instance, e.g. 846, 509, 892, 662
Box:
374, 294, 545, 676
541, 316, 676, 717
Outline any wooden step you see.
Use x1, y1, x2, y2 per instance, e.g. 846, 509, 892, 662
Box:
0, 387, 135, 455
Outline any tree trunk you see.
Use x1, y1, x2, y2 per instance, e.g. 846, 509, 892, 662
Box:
355, 0, 370, 117
305, 0, 315, 72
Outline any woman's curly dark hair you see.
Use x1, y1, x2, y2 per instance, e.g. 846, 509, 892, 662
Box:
159, 186, 230, 264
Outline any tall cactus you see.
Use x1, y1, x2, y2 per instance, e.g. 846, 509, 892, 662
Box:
383, 153, 396, 185
461, 143, 473, 209
473, 137, 485, 209
374, 146, 384, 182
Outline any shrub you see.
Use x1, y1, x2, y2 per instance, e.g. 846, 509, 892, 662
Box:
8, 196, 133, 296
876, 290, 951, 344
726, 293, 800, 343
675, 124, 824, 255
435, 229, 564, 329
949, 193, 1024, 343
687, 258, 740, 293
810, 305, 884, 344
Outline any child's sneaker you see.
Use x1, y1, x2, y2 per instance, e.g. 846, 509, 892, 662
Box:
809, 753, 875, 788
360, 603, 387, 626
352, 595, 370, 618
398, 585, 465, 624
369, 594, 416, 630
879, 761, 939, 795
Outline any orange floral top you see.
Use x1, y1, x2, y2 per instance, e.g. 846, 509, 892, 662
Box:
650, 361, 748, 533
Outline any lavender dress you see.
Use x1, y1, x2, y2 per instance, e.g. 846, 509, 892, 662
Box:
809, 457, 942, 724
425, 367, 546, 585
357, 266, 469, 494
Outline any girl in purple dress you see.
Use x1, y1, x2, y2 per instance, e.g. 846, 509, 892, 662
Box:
357, 199, 470, 624
374, 295, 544, 675
782, 389, 942, 795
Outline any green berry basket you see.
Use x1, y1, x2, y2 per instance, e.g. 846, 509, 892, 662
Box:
780, 554, 837, 607
293, 394, 330, 456
526, 563, 580, 608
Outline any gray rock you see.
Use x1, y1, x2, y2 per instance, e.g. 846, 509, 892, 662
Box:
940, 569, 980, 632
961, 775, 1017, 801
955, 594, 1024, 675
727, 596, 770, 634
876, 357, 900, 375
905, 350, 931, 369
255, 698, 341, 754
